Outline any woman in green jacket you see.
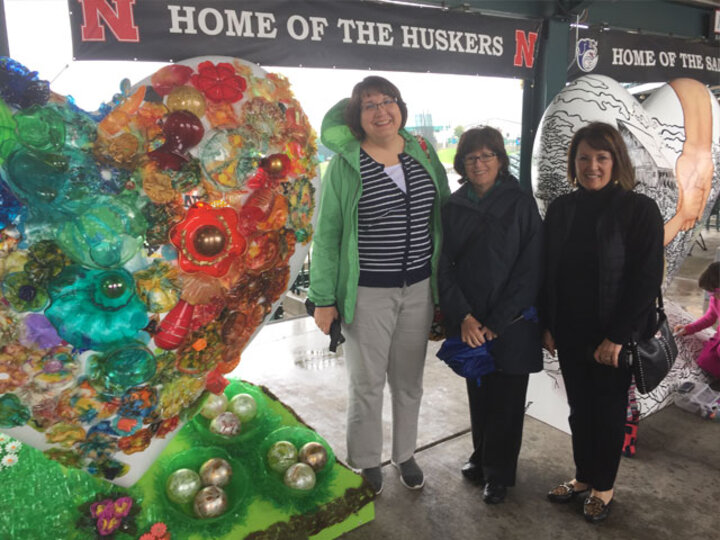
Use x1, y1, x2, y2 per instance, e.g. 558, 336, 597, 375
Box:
308, 76, 450, 494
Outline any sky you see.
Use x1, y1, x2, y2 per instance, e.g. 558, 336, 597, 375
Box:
4, 0, 524, 134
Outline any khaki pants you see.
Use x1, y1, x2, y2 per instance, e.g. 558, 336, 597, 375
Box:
342, 278, 433, 468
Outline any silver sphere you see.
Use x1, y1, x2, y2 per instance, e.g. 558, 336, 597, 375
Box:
267, 440, 298, 473
165, 468, 202, 505
199, 457, 233, 487
193, 485, 228, 518
209, 411, 241, 437
200, 392, 228, 419
284, 462, 317, 491
227, 393, 258, 422
298, 441, 328, 472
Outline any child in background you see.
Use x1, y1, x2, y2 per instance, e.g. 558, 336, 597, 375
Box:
674, 262, 720, 378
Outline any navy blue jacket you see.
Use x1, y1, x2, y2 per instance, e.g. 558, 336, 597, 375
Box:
438, 176, 543, 375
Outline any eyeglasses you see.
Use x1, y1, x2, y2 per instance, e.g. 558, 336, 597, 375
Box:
463, 153, 497, 165
362, 97, 398, 113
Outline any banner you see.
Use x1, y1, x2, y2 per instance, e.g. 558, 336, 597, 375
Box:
569, 28, 720, 85
68, 0, 542, 79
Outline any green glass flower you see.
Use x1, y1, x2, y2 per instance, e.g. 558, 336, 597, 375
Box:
1, 271, 49, 311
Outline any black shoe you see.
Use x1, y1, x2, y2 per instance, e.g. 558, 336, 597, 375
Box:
460, 461, 484, 485
482, 482, 506, 504
547, 481, 590, 503
361, 467, 383, 495
392, 457, 425, 490
583, 495, 612, 523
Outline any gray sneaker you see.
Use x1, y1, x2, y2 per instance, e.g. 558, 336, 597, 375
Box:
361, 466, 383, 495
393, 457, 425, 490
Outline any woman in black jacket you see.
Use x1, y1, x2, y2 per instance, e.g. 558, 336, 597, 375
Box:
438, 127, 543, 504
542, 122, 664, 523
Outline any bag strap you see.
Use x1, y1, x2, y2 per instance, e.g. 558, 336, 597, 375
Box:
628, 289, 665, 348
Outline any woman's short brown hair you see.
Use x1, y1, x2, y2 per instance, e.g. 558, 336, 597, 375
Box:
344, 76, 408, 140
567, 122, 635, 191
698, 261, 720, 292
453, 126, 510, 181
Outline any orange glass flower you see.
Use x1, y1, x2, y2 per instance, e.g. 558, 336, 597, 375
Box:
170, 202, 246, 278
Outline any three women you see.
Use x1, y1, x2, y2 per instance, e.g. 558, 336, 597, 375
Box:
310, 75, 664, 522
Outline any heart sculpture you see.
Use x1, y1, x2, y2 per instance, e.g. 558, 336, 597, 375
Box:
0, 57, 318, 486
532, 74, 720, 281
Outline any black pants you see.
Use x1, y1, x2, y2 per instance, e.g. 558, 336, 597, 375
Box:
557, 341, 632, 491
466, 371, 529, 486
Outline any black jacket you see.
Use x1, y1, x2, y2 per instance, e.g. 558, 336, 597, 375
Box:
542, 185, 664, 345
438, 177, 543, 374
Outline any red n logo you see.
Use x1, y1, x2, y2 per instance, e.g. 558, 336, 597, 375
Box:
513, 30, 538, 68
78, 0, 140, 42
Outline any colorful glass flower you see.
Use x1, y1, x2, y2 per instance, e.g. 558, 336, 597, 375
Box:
77, 431, 117, 463
169, 202, 246, 278
245, 231, 281, 274
117, 427, 152, 455
55, 194, 147, 269
191, 61, 247, 103
284, 176, 315, 242
0, 355, 28, 394
29, 347, 78, 388
21, 313, 63, 349
87, 345, 157, 396
153, 415, 179, 438
134, 260, 181, 313
44, 447, 82, 467
2, 271, 49, 311
45, 422, 86, 447
175, 320, 223, 375
14, 104, 65, 153
0, 393, 31, 428
23, 240, 69, 287
198, 129, 264, 192
117, 386, 158, 420
157, 374, 204, 420
46, 266, 149, 350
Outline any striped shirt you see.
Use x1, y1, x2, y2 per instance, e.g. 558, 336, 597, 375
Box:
357, 149, 437, 287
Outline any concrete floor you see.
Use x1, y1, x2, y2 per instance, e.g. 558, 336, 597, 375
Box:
234, 229, 720, 540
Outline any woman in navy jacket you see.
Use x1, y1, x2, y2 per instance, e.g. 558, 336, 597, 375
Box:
438, 126, 543, 504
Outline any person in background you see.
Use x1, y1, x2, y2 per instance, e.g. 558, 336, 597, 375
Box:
438, 126, 543, 504
674, 261, 720, 379
308, 76, 450, 495
542, 122, 664, 523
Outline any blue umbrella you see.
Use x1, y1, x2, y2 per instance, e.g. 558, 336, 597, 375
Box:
436, 307, 538, 386
436, 336, 495, 386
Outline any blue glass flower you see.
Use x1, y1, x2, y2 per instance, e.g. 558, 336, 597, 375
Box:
45, 266, 148, 350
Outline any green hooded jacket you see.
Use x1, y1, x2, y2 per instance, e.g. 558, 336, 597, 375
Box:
307, 98, 451, 323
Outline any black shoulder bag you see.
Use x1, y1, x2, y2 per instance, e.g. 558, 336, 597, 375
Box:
623, 291, 678, 394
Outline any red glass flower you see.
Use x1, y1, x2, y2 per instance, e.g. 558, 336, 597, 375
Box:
169, 203, 246, 277
191, 61, 247, 103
